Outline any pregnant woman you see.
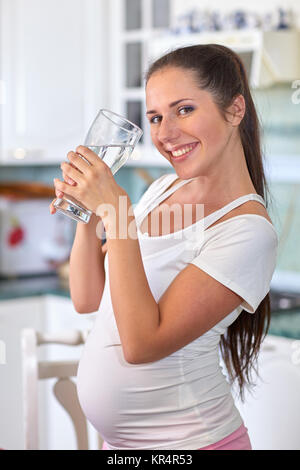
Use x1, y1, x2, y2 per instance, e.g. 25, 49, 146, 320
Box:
51, 44, 278, 450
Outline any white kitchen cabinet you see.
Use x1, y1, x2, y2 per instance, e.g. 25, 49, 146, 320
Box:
0, 295, 97, 450
40, 295, 99, 451
0, 0, 108, 165
233, 334, 300, 450
108, 0, 171, 168
0, 296, 44, 450
0, 0, 171, 168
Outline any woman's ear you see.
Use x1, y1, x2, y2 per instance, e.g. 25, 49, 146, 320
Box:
227, 94, 246, 126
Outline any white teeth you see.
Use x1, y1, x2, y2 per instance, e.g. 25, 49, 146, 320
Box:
172, 146, 193, 157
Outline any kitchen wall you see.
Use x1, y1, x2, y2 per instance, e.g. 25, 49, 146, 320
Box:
0, 0, 299, 285
0, 164, 168, 205
252, 84, 300, 279
253, 85, 300, 156
0, 84, 299, 278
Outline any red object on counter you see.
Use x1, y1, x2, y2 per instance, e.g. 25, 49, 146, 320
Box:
7, 226, 25, 246
6, 216, 25, 247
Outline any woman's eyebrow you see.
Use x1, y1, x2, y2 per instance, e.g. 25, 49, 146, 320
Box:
146, 98, 193, 115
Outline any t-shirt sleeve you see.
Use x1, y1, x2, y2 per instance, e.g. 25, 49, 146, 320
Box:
189, 216, 278, 313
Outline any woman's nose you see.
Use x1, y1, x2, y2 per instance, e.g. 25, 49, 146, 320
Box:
157, 117, 180, 144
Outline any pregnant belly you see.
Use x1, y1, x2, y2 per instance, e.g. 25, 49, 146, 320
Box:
76, 332, 187, 445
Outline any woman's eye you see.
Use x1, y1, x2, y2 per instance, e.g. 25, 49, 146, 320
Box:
178, 106, 194, 115
150, 115, 162, 124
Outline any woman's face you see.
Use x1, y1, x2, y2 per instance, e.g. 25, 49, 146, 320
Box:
146, 67, 235, 180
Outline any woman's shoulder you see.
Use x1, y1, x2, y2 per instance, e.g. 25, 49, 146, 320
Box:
207, 199, 274, 231
204, 205, 278, 250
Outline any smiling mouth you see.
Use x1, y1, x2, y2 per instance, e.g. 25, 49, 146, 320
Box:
169, 142, 199, 160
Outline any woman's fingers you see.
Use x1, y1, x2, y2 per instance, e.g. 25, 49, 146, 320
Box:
63, 162, 77, 186
54, 182, 64, 199
50, 163, 77, 214
64, 174, 76, 186
64, 151, 91, 177
61, 161, 83, 185
49, 198, 57, 215
50, 176, 66, 214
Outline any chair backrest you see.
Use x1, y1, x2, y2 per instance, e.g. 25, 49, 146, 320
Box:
21, 328, 102, 450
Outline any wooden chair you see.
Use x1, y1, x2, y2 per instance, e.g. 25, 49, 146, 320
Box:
21, 328, 103, 450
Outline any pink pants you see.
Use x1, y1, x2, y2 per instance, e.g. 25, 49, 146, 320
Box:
101, 424, 252, 450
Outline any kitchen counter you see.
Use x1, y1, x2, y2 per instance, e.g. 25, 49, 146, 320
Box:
1, 276, 300, 340
268, 309, 300, 340
0, 274, 70, 300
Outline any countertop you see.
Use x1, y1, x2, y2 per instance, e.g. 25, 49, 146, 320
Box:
0, 274, 70, 300
267, 309, 300, 340
0, 275, 300, 340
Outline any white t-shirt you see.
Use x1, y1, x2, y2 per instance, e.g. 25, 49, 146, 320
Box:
77, 173, 278, 450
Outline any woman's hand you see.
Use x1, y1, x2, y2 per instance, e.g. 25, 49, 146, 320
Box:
53, 146, 129, 228
49, 163, 77, 214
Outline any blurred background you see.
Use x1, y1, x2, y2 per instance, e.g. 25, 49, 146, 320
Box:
0, 0, 300, 450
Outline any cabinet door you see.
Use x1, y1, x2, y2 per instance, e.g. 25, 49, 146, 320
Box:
0, 296, 45, 450
108, 0, 172, 168
0, 295, 96, 450
40, 295, 98, 450
233, 334, 300, 450
0, 0, 107, 165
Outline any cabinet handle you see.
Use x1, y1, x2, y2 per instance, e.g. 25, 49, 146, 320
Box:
37, 329, 90, 346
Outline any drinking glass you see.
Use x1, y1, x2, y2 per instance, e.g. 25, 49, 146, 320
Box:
54, 109, 143, 223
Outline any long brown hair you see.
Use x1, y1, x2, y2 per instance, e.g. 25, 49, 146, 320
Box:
146, 44, 273, 402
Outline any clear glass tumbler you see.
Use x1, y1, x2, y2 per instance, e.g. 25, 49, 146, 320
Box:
54, 109, 143, 223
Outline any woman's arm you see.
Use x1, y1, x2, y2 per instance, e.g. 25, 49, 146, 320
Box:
50, 161, 106, 314
69, 214, 106, 313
